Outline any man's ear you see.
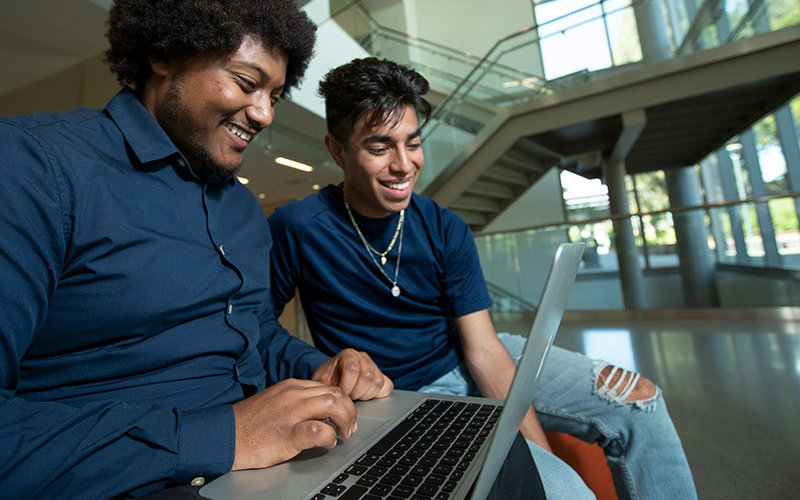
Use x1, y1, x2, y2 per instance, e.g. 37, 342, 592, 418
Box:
148, 56, 171, 78
324, 133, 346, 169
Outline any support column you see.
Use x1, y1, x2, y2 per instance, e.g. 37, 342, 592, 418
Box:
716, 149, 750, 263
605, 110, 648, 309
740, 129, 781, 267
604, 158, 647, 309
699, 159, 728, 262
633, 0, 672, 62
665, 167, 720, 307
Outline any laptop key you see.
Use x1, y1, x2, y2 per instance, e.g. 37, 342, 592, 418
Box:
441, 480, 458, 492
417, 483, 439, 496
369, 418, 416, 455
392, 484, 415, 497
357, 454, 380, 466
339, 485, 368, 500
357, 475, 379, 487
320, 483, 347, 496
379, 473, 403, 486
370, 483, 393, 496
401, 474, 424, 487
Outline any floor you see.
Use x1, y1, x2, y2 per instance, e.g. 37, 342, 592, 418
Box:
491, 309, 800, 500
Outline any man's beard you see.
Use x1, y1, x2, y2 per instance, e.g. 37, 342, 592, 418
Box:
193, 148, 239, 184
162, 79, 240, 184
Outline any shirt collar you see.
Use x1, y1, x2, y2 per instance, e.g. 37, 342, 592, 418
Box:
105, 87, 191, 171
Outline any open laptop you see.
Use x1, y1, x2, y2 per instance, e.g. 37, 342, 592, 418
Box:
201, 242, 584, 500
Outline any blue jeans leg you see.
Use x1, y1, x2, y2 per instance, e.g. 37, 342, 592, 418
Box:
498, 333, 698, 500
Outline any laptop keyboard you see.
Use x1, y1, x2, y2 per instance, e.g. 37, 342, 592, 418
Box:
311, 398, 502, 500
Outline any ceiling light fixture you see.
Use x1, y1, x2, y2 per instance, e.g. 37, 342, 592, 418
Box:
275, 156, 314, 172
237, 176, 250, 185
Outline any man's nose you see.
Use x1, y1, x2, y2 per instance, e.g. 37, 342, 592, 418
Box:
246, 93, 275, 130
390, 148, 414, 173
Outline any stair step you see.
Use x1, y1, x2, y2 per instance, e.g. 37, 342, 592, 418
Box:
449, 194, 502, 213
465, 180, 515, 200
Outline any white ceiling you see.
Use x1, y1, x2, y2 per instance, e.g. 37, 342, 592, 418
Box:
0, 0, 340, 208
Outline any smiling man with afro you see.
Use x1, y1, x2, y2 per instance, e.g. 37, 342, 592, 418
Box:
0, 1, 400, 498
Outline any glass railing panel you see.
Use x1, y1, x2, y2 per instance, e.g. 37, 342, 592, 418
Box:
676, 0, 800, 55
769, 197, 800, 265
475, 194, 800, 311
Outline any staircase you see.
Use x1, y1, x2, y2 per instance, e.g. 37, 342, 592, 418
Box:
329, 0, 800, 232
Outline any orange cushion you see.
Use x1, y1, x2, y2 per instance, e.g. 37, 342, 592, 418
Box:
545, 431, 618, 500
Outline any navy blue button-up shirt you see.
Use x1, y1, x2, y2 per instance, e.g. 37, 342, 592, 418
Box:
0, 89, 328, 498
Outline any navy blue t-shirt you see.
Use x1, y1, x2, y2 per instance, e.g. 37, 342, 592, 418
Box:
269, 184, 492, 390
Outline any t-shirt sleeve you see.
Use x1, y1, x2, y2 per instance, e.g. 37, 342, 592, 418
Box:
440, 211, 493, 318
261, 204, 330, 382
268, 205, 302, 316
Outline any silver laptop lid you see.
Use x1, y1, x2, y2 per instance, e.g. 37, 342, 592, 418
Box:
467, 242, 584, 500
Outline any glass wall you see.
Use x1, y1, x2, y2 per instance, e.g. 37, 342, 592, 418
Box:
477, 95, 800, 309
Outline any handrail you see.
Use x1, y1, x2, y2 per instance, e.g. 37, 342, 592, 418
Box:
727, 0, 767, 42
327, 1, 545, 98
421, 0, 642, 138
474, 192, 800, 238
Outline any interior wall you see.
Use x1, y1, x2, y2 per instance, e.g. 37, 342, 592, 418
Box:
366, 0, 543, 78
0, 54, 118, 115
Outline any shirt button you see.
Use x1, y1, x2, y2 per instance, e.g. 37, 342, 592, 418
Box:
190, 477, 205, 487
176, 158, 186, 168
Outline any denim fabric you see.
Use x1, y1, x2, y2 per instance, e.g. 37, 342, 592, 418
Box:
419, 334, 698, 500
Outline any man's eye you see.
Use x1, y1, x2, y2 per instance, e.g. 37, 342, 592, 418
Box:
408, 142, 422, 150
238, 76, 257, 91
369, 147, 387, 155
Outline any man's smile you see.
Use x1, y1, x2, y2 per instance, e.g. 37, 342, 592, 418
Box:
382, 179, 411, 191
225, 122, 254, 143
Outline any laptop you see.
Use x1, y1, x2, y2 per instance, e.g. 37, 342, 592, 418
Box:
201, 242, 584, 500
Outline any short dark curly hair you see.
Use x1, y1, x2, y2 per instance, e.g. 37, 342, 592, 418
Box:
319, 57, 431, 146
105, 0, 316, 94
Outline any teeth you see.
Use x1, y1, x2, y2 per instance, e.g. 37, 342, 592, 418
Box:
226, 123, 252, 142
387, 180, 410, 190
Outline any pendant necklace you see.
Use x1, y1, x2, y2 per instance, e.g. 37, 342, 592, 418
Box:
344, 198, 404, 297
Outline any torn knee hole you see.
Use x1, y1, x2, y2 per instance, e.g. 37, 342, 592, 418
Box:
596, 364, 657, 404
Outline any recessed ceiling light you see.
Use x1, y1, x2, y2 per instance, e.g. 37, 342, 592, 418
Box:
312, 184, 321, 190
258, 193, 267, 200
276, 156, 313, 172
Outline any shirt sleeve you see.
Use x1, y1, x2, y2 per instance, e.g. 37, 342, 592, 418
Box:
0, 120, 234, 498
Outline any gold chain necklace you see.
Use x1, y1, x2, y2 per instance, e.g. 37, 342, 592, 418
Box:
344, 198, 404, 297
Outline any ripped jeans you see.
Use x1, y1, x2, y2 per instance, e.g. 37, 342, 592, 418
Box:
418, 334, 697, 500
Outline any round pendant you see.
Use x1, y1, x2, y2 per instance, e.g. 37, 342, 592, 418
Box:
381, 256, 387, 265
391, 285, 401, 297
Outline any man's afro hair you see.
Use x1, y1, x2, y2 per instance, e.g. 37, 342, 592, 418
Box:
105, 0, 316, 93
